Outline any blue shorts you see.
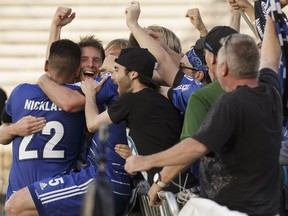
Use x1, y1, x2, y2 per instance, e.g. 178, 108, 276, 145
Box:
28, 165, 132, 216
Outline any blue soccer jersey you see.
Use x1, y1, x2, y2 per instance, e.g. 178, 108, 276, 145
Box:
26, 75, 132, 216
4, 83, 86, 200
169, 73, 204, 113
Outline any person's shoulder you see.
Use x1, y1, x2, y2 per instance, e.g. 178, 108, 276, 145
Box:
13, 83, 36, 92
259, 67, 277, 76
0, 87, 6, 95
118, 92, 134, 101
259, 68, 280, 89
191, 80, 224, 100
199, 80, 222, 92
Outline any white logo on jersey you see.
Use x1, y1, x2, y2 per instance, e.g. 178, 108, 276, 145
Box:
24, 99, 62, 111
39, 182, 47, 190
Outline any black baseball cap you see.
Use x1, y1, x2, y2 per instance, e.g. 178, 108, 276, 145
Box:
204, 26, 238, 56
115, 48, 160, 88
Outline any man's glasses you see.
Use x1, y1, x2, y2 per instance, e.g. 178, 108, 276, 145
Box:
220, 34, 235, 52
179, 62, 198, 73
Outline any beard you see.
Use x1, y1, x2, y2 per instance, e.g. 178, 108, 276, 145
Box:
117, 77, 133, 95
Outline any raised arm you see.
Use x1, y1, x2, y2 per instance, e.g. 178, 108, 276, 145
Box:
229, 0, 258, 37
228, 2, 241, 32
259, 16, 281, 72
125, 1, 179, 87
45, 7, 76, 61
185, 8, 208, 37
41, 8, 83, 112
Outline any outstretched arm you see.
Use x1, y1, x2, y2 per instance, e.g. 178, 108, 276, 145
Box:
125, 136, 208, 207
124, 137, 208, 174
125, 1, 179, 87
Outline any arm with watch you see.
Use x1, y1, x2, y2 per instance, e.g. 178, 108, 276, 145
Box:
149, 165, 191, 207
124, 137, 208, 207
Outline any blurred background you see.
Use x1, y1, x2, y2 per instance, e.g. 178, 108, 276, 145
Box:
0, 0, 286, 213
0, 0, 257, 95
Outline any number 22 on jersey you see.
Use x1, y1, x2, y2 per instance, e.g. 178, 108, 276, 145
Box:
19, 121, 65, 160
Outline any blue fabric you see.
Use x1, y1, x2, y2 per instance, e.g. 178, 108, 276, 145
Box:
172, 75, 204, 113
4, 83, 86, 201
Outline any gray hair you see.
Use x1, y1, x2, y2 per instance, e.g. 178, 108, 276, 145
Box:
218, 34, 260, 79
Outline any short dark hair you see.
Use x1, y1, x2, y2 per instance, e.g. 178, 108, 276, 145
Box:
49, 39, 81, 75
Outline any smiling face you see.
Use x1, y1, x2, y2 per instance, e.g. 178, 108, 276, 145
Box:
79, 46, 103, 81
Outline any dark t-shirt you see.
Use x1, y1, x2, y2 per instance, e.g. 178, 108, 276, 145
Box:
0, 87, 7, 124
108, 88, 195, 189
193, 68, 282, 215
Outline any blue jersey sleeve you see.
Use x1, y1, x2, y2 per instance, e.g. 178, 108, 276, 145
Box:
96, 75, 119, 108
171, 75, 204, 113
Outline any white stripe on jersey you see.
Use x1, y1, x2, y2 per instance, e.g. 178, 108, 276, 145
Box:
111, 179, 131, 186
42, 191, 86, 204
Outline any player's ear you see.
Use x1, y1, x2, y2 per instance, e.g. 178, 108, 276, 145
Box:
130, 71, 138, 80
194, 71, 204, 82
44, 60, 49, 72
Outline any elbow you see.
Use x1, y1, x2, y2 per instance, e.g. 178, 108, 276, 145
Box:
0, 138, 12, 145
60, 102, 84, 113
86, 122, 98, 133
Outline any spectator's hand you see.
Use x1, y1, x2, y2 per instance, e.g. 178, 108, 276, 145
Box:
115, 144, 132, 159
185, 8, 207, 37
52, 7, 76, 28
125, 1, 141, 27
144, 28, 162, 41
11, 116, 46, 136
99, 55, 117, 74
81, 77, 108, 96
228, 0, 253, 13
148, 183, 162, 208
124, 155, 148, 175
